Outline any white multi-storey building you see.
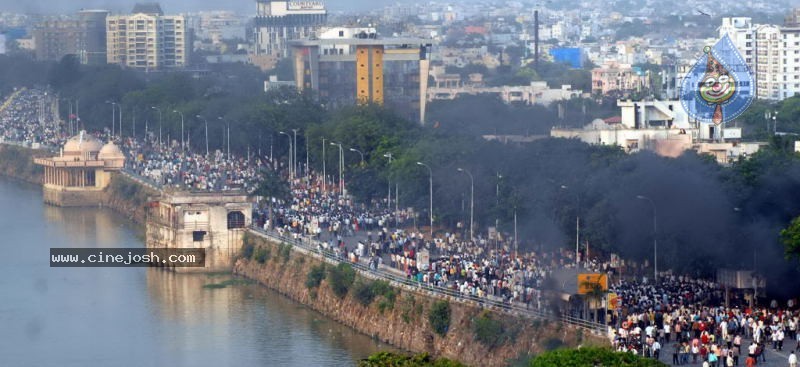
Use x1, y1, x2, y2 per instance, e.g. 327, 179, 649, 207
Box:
719, 17, 756, 72
253, 0, 327, 58
720, 13, 800, 100
755, 25, 781, 100
778, 27, 800, 99
106, 3, 189, 70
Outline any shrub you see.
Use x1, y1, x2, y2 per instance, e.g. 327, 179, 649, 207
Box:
542, 337, 565, 351
254, 247, 270, 264
358, 352, 466, 367
242, 242, 255, 259
401, 295, 423, 323
530, 347, 669, 367
278, 242, 292, 262
327, 263, 355, 298
428, 300, 451, 336
353, 280, 377, 306
306, 264, 326, 289
471, 311, 518, 349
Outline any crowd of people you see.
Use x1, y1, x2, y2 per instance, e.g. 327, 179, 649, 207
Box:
0, 88, 64, 148
4, 88, 800, 366
610, 274, 800, 365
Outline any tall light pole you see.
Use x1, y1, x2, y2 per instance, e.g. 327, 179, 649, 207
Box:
384, 152, 393, 210
495, 173, 502, 255
734, 207, 759, 306
173, 110, 184, 150
561, 185, 580, 268
322, 137, 327, 192
417, 161, 433, 239
105, 101, 116, 137
291, 129, 298, 177
151, 106, 162, 146
132, 108, 136, 139
118, 103, 122, 139
218, 117, 230, 158
457, 168, 474, 242
637, 195, 658, 281
330, 142, 343, 193
349, 147, 364, 165
75, 98, 80, 131
196, 115, 208, 156
280, 131, 294, 181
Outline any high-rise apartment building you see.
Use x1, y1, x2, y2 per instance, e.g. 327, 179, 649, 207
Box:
253, 0, 327, 58
721, 13, 800, 100
291, 28, 431, 123
719, 17, 756, 73
106, 3, 189, 70
33, 10, 108, 64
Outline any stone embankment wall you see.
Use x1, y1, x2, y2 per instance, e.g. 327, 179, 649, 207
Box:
0, 144, 46, 184
235, 233, 606, 367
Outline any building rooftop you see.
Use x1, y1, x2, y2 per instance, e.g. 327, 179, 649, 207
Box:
132, 3, 164, 16
291, 37, 430, 47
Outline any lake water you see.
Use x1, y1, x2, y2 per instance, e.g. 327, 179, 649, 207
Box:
0, 177, 396, 366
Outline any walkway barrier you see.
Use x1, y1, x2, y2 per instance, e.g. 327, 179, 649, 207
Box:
120, 169, 163, 192
248, 226, 608, 335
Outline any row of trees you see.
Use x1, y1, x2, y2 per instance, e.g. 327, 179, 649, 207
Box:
4, 54, 800, 295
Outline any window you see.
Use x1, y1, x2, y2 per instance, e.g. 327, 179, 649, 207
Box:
227, 211, 245, 229
192, 231, 206, 242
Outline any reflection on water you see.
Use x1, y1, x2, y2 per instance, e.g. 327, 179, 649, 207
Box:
0, 177, 396, 367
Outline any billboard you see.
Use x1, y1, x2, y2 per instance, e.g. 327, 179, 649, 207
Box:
549, 48, 584, 69
577, 273, 608, 295
287, 1, 325, 10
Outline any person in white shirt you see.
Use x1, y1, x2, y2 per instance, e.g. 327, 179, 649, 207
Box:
789, 351, 797, 367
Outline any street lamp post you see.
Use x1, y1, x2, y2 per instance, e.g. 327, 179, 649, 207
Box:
637, 195, 658, 281
330, 142, 344, 194
384, 153, 393, 210
218, 117, 230, 158
106, 101, 116, 137
291, 129, 298, 177
118, 103, 122, 139
280, 131, 293, 181
734, 207, 758, 306
322, 137, 327, 192
173, 110, 184, 150
151, 107, 162, 146
561, 185, 581, 268
195, 115, 209, 156
349, 148, 364, 165
457, 168, 474, 242
417, 161, 433, 239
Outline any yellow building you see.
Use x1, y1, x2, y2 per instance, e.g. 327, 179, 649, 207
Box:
34, 131, 125, 206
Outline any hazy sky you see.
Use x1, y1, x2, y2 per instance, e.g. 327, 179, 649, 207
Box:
0, 0, 393, 14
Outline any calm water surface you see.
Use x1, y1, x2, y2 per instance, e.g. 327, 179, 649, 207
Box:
0, 177, 397, 366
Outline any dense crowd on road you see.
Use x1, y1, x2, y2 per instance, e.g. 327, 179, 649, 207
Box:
0, 88, 63, 148
4, 88, 800, 366
610, 274, 800, 366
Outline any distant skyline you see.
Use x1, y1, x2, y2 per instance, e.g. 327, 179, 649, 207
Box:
0, 0, 399, 14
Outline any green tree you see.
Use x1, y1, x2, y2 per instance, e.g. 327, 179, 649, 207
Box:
780, 216, 800, 260
359, 352, 466, 367
530, 347, 668, 367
